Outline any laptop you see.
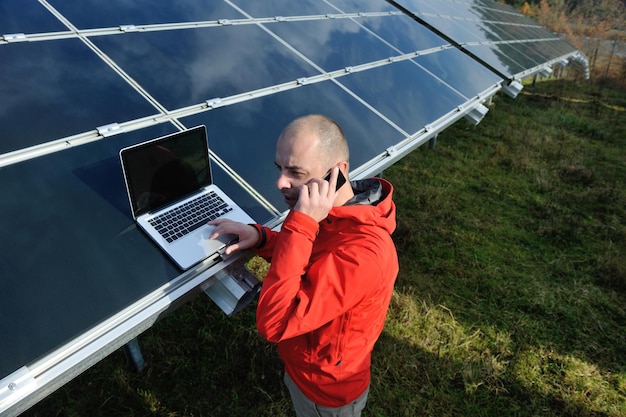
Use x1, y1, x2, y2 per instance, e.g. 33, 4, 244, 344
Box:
119, 125, 255, 270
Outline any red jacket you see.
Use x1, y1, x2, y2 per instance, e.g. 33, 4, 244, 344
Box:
254, 178, 399, 407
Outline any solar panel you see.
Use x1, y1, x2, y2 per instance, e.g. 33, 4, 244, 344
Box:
390, 0, 579, 80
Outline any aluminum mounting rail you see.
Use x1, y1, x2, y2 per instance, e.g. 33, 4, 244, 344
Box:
0, 10, 404, 45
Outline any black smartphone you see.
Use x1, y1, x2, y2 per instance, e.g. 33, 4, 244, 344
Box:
323, 168, 347, 191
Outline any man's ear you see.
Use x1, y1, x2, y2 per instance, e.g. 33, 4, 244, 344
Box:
337, 161, 349, 178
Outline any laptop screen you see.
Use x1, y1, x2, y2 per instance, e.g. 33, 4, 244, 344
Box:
121, 126, 212, 217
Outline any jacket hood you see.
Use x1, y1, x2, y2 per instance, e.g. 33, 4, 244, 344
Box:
328, 177, 396, 235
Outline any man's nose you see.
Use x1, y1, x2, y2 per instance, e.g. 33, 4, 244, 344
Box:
276, 173, 291, 190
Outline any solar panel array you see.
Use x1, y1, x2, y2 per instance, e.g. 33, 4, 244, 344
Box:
1, 1, 579, 208
391, 0, 579, 79
0, 0, 582, 413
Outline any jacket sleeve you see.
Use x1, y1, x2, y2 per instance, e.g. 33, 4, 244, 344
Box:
251, 223, 278, 262
255, 210, 387, 343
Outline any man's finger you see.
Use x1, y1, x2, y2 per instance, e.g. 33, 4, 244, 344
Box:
328, 166, 339, 196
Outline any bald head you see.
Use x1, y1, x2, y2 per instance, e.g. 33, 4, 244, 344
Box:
275, 115, 354, 207
278, 114, 349, 168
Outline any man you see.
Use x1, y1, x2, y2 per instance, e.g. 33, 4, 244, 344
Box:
209, 114, 399, 417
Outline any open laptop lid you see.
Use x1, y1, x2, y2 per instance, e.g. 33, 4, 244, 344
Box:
120, 125, 211, 219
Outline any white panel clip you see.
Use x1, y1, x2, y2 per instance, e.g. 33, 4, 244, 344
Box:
0, 366, 37, 406
2, 33, 27, 43
206, 98, 223, 109
119, 25, 138, 32
97, 123, 123, 137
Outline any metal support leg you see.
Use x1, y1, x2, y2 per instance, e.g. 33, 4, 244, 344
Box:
429, 134, 438, 149
124, 337, 146, 372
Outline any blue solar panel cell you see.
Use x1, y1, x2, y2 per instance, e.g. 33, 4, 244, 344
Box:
418, 12, 488, 43
325, 0, 398, 13
228, 0, 336, 17
90, 25, 321, 110
47, 0, 245, 29
340, 14, 454, 55
338, 60, 467, 134
0, 0, 67, 34
409, 0, 477, 19
0, 39, 156, 154
411, 49, 502, 98
465, 44, 528, 75
263, 18, 403, 71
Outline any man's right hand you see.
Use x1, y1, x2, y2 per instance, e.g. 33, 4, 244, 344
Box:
294, 166, 340, 222
208, 219, 260, 255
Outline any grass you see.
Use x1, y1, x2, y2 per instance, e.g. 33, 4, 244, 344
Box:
23, 79, 626, 417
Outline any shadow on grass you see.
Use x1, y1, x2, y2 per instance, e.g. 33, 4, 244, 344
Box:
370, 331, 618, 417
20, 282, 626, 417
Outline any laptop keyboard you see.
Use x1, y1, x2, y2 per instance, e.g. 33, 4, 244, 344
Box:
148, 191, 234, 243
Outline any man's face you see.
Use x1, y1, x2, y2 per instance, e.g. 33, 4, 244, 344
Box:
274, 131, 326, 208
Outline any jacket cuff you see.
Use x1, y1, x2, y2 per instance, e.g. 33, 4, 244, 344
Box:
283, 210, 320, 241
249, 223, 267, 249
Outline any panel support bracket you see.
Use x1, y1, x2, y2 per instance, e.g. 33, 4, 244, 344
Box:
202, 258, 261, 316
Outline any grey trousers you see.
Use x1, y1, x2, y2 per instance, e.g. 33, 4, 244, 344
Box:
284, 372, 370, 417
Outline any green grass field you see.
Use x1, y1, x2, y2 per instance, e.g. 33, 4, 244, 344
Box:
24, 79, 626, 417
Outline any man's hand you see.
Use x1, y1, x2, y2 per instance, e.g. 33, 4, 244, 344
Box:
294, 167, 340, 222
208, 219, 260, 255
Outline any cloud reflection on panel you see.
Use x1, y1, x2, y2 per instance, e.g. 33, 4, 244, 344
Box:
91, 24, 321, 110
47, 0, 245, 28
229, 0, 337, 18
0, 39, 156, 154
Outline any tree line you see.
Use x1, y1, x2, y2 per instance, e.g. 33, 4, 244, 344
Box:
502, 0, 626, 85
